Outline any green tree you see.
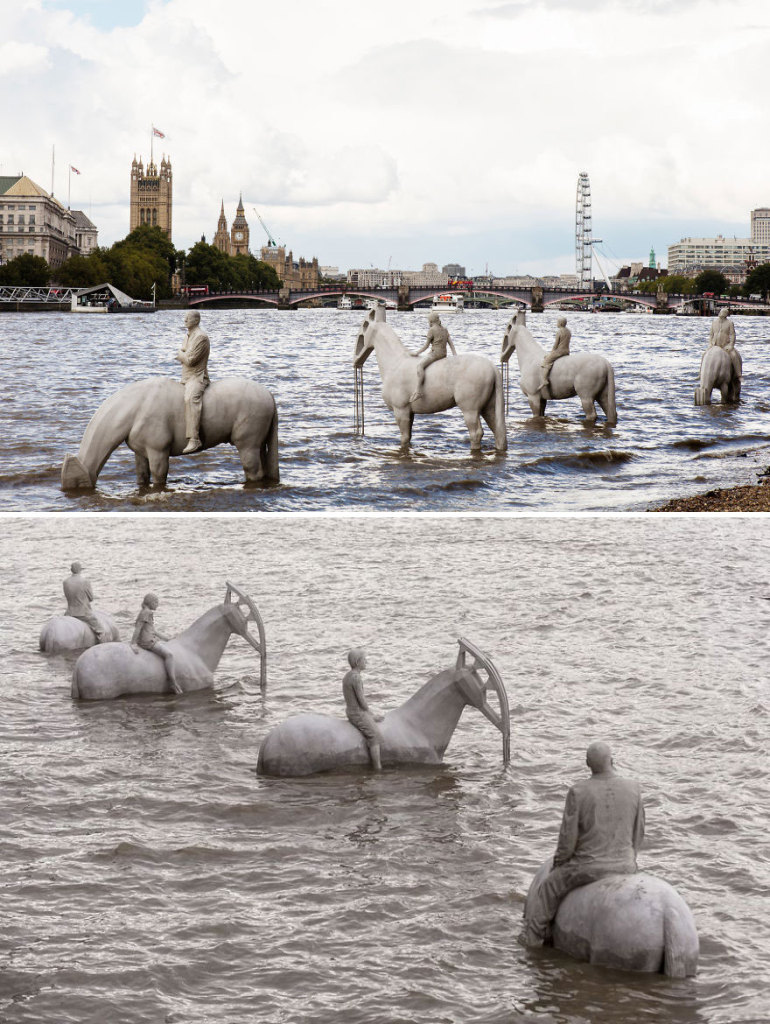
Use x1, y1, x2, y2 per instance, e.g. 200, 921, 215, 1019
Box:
0, 253, 50, 286
694, 270, 729, 295
744, 263, 770, 300
54, 252, 111, 288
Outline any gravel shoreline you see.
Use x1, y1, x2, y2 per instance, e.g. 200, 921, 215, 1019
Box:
651, 479, 770, 511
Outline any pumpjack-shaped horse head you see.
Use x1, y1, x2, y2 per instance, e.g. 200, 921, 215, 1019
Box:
71, 582, 267, 700
257, 637, 510, 776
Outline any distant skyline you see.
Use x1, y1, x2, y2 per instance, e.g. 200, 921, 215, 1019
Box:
3, 0, 769, 275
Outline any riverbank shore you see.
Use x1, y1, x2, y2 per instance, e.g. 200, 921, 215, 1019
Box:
652, 479, 770, 511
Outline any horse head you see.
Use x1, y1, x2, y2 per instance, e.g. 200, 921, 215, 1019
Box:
353, 306, 387, 368
223, 581, 267, 690
501, 310, 526, 364
454, 638, 511, 763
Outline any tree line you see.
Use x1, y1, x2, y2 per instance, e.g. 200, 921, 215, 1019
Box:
0, 226, 281, 298
634, 266, 770, 300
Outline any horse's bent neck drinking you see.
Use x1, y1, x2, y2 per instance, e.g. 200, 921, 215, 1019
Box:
176, 604, 233, 672
390, 669, 469, 758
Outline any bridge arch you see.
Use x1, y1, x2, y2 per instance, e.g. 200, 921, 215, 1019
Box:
189, 293, 279, 308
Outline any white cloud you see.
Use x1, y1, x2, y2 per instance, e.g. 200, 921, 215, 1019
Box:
2, 0, 769, 272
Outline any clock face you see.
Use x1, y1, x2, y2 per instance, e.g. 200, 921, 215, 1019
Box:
235, 231, 243, 241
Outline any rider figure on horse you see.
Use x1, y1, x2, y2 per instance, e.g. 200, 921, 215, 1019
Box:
175, 311, 210, 454
540, 317, 571, 396
410, 313, 457, 402
708, 308, 742, 382
131, 593, 181, 694
342, 648, 382, 770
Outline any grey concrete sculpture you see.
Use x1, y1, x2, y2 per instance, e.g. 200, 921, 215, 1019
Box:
520, 741, 698, 977
175, 310, 211, 454
695, 309, 742, 405
40, 561, 120, 653
61, 314, 278, 489
71, 582, 266, 699
501, 313, 617, 424
523, 858, 699, 977
353, 306, 507, 453
257, 637, 510, 776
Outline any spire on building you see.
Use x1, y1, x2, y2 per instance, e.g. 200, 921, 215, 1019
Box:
649, 245, 656, 268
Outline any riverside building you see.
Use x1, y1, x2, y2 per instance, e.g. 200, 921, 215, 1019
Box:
129, 155, 172, 239
668, 208, 770, 281
0, 174, 84, 267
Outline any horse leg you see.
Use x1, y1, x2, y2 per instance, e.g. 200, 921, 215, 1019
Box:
135, 451, 151, 488
580, 394, 598, 424
528, 393, 546, 417
238, 444, 263, 483
393, 407, 414, 450
461, 408, 484, 452
147, 448, 170, 489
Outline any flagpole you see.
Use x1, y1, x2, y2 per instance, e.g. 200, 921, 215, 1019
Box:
51, 144, 55, 196
68, 165, 71, 209
150, 125, 154, 167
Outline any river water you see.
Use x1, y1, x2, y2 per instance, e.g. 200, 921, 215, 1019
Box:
1, 308, 769, 511
2, 516, 768, 1023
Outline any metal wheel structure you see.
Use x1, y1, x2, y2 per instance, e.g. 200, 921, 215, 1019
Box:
575, 172, 593, 288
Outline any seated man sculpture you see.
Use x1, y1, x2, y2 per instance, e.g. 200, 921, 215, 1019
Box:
342, 648, 382, 770
540, 317, 571, 395
131, 593, 180, 694
63, 561, 107, 643
410, 312, 457, 402
708, 308, 742, 381
519, 740, 645, 947
175, 310, 210, 454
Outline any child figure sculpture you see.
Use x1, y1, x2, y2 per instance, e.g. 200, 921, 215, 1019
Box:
342, 648, 382, 770
131, 593, 180, 694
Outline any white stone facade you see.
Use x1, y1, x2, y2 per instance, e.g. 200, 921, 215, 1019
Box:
0, 175, 86, 267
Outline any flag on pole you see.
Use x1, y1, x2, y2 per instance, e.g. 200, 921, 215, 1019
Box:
70, 165, 81, 175
152, 126, 165, 138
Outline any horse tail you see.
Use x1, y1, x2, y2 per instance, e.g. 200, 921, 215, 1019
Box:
662, 900, 699, 978
602, 362, 617, 426
262, 405, 280, 482
491, 368, 508, 451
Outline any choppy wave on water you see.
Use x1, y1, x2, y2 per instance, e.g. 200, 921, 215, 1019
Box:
1, 517, 769, 1023
2, 309, 770, 510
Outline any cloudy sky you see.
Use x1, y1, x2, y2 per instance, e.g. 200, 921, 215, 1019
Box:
3, 0, 768, 275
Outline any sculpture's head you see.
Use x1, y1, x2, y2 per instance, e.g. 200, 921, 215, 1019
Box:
70, 561, 83, 575
428, 312, 440, 325
586, 740, 613, 773
184, 310, 201, 329
348, 647, 367, 670
557, 316, 567, 328
718, 308, 728, 319
143, 592, 159, 610
353, 317, 374, 368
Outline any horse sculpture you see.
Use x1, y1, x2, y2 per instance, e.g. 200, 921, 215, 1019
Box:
695, 346, 742, 405
353, 307, 507, 453
523, 857, 699, 977
257, 637, 510, 776
501, 314, 617, 425
40, 611, 120, 654
71, 582, 266, 700
61, 377, 279, 490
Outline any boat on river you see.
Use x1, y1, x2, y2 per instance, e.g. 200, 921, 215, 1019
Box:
71, 282, 155, 314
337, 295, 352, 310
431, 293, 464, 313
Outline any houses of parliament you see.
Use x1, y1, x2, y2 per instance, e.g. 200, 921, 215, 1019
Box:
213, 197, 319, 290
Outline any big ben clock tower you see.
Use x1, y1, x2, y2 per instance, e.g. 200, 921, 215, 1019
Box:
230, 194, 249, 256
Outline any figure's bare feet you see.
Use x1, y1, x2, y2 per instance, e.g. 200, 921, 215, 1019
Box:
182, 438, 202, 454
171, 681, 183, 695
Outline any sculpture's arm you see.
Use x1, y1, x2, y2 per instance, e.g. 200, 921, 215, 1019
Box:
178, 335, 210, 368
352, 675, 372, 713
552, 787, 579, 868
447, 336, 457, 356
85, 581, 94, 602
130, 617, 143, 646
414, 339, 430, 356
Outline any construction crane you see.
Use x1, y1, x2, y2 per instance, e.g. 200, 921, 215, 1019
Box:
253, 208, 278, 248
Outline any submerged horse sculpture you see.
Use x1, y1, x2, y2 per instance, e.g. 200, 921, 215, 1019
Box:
501, 315, 617, 425
353, 307, 507, 452
61, 377, 279, 490
695, 346, 742, 405
524, 858, 699, 977
40, 611, 120, 654
257, 637, 510, 776
71, 582, 266, 699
